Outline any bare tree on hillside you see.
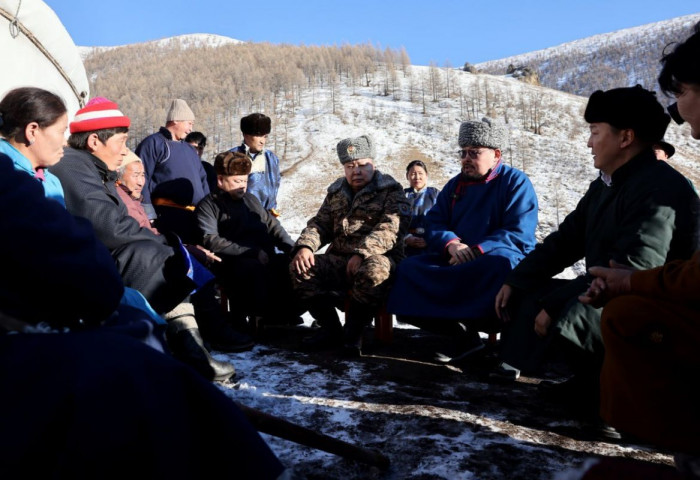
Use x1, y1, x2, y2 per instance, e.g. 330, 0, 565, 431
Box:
428, 62, 442, 102
420, 71, 428, 115
399, 47, 411, 78
443, 61, 453, 98
408, 72, 418, 103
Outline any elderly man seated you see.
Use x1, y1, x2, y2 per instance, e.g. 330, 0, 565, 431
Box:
115, 149, 158, 234
196, 151, 301, 330
290, 134, 410, 356
387, 118, 538, 361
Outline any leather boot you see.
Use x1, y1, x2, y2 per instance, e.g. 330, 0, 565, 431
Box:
164, 302, 236, 382
191, 286, 255, 352
301, 296, 343, 351
342, 300, 375, 357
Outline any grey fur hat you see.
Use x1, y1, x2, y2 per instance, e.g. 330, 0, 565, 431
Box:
458, 117, 506, 150
336, 135, 376, 164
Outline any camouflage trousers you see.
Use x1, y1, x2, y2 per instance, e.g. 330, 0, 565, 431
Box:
290, 252, 395, 307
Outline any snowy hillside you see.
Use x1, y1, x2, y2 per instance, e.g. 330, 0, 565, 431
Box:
476, 14, 700, 96
264, 67, 700, 249
82, 34, 700, 253
78, 33, 242, 60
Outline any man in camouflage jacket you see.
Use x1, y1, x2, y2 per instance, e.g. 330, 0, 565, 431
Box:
291, 135, 410, 355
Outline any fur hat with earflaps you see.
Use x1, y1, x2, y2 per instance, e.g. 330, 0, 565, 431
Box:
458, 117, 506, 150
214, 151, 252, 176
336, 135, 375, 164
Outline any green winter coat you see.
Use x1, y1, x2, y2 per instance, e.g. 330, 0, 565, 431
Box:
506, 149, 699, 359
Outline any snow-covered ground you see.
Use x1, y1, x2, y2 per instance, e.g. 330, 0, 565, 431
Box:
212, 324, 675, 479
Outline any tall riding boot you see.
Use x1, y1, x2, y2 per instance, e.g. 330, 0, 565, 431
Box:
343, 300, 376, 357
164, 302, 236, 382
190, 286, 255, 352
301, 295, 343, 351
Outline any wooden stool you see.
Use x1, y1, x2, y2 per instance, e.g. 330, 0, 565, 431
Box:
373, 303, 393, 344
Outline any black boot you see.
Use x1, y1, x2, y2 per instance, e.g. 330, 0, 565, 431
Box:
342, 300, 375, 357
191, 287, 255, 352
164, 303, 236, 382
301, 296, 343, 351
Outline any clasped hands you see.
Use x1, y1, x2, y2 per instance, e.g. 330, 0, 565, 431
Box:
292, 247, 363, 279
447, 241, 479, 265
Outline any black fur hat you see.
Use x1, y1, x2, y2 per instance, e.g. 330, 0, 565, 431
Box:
240, 113, 271, 136
584, 85, 670, 143
653, 140, 675, 158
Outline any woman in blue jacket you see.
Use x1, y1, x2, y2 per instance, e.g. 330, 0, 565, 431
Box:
403, 160, 440, 256
0, 87, 68, 206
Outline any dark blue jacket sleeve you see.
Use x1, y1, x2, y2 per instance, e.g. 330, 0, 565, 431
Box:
0, 155, 123, 327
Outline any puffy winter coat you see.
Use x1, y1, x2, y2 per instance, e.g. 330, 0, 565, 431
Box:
295, 171, 411, 262
50, 148, 194, 313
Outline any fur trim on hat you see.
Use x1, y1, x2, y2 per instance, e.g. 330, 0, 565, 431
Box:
240, 113, 271, 136
584, 85, 670, 143
214, 151, 252, 176
166, 99, 195, 122
70, 98, 130, 134
458, 117, 506, 149
336, 135, 375, 164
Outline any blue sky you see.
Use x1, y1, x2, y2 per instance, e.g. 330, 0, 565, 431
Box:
45, 0, 698, 66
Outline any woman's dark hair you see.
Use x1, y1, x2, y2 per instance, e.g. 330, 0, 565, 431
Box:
406, 159, 428, 176
185, 131, 207, 147
658, 22, 700, 96
0, 87, 67, 141
68, 127, 129, 150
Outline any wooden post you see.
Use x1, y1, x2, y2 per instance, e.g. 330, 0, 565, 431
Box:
236, 402, 391, 470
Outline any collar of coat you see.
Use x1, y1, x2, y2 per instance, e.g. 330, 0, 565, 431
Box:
605, 149, 656, 188
241, 142, 265, 159
327, 170, 396, 197
72, 147, 118, 184
159, 126, 174, 140
117, 181, 143, 201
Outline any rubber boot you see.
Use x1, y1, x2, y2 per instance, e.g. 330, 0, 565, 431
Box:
301, 296, 343, 351
342, 300, 375, 357
164, 302, 236, 382
191, 286, 255, 352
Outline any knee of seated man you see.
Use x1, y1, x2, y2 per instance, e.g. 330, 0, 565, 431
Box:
355, 254, 393, 282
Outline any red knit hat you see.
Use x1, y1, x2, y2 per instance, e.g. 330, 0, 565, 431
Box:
70, 97, 131, 134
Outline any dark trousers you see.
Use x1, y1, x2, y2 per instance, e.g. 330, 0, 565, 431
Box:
217, 253, 301, 319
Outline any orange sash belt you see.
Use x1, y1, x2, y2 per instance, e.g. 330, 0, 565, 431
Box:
152, 197, 196, 212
